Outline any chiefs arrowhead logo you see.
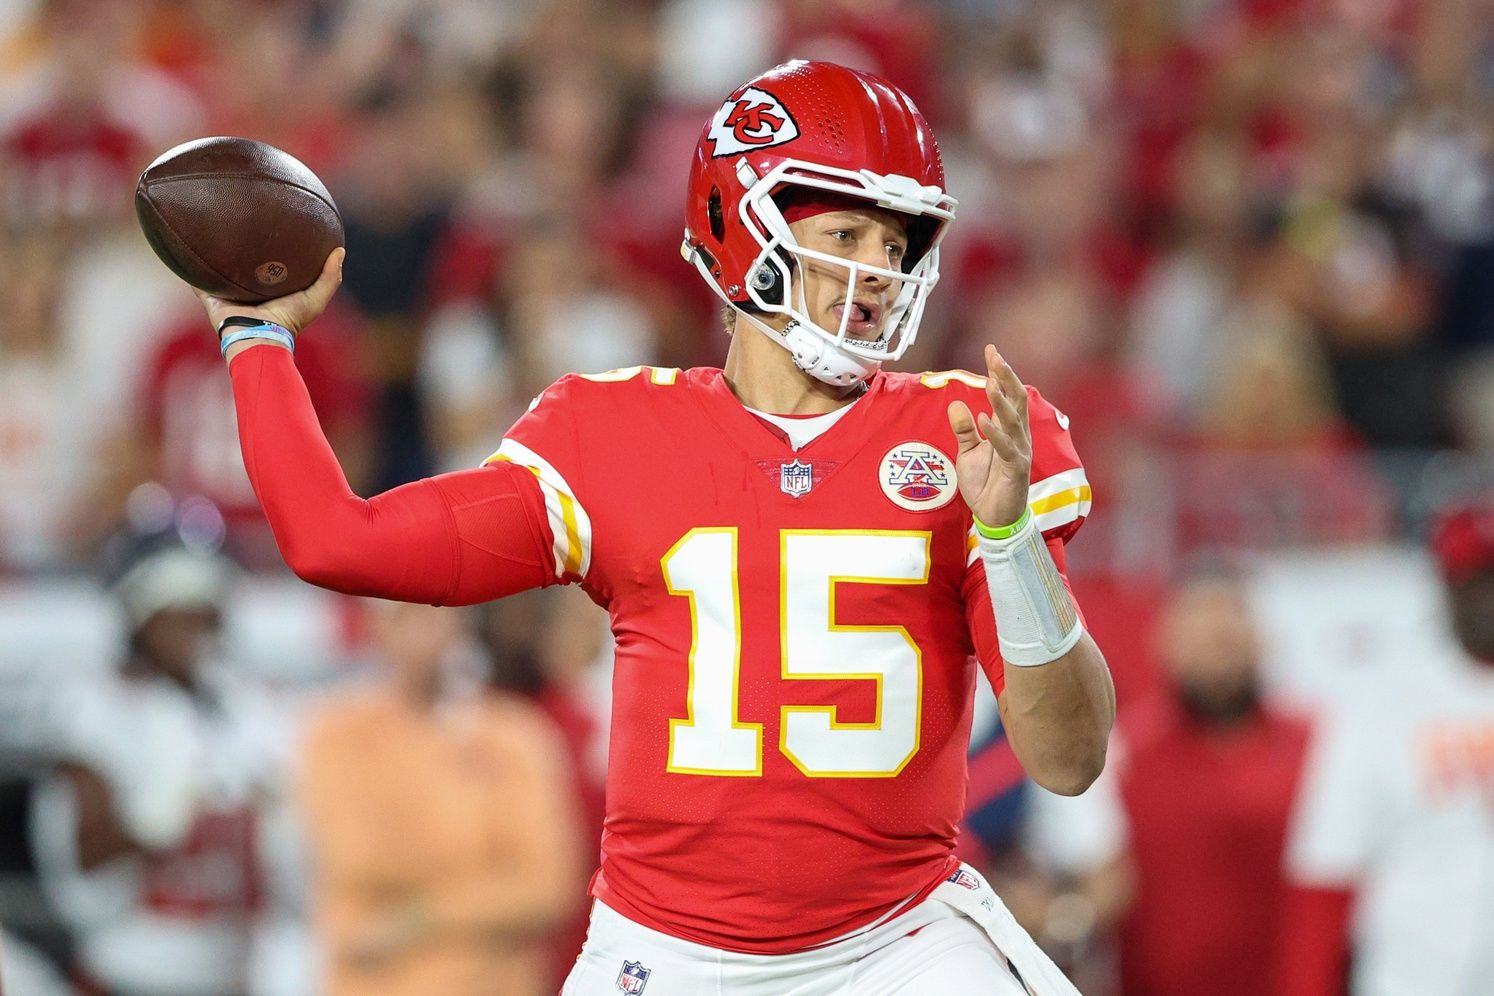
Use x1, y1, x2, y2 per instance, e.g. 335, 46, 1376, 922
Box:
707, 87, 799, 157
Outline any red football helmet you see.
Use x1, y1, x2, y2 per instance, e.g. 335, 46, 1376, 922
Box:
683, 60, 958, 385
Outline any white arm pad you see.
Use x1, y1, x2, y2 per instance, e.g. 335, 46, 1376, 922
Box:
978, 514, 1084, 667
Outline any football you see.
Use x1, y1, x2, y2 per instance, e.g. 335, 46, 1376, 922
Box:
134, 136, 343, 304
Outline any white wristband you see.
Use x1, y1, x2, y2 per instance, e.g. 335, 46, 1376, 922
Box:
978, 512, 1084, 667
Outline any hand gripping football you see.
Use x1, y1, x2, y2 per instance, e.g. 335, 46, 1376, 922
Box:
135, 136, 343, 303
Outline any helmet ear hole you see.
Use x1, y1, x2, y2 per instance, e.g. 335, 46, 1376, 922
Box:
708, 186, 725, 242
749, 254, 787, 306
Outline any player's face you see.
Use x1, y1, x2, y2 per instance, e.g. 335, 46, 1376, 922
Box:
1159, 579, 1262, 721
134, 607, 221, 685
787, 208, 911, 342
373, 601, 465, 685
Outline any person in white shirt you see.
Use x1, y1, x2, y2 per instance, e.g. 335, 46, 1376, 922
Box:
1279, 494, 1494, 996
29, 517, 305, 996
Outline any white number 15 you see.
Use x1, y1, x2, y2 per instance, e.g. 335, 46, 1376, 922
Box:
661, 529, 930, 778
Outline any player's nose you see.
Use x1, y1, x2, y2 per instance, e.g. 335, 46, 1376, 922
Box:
854, 247, 896, 284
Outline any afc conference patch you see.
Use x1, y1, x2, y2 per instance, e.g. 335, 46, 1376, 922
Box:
616, 959, 651, 994
879, 442, 957, 511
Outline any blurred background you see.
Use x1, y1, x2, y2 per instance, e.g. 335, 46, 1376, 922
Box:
0, 0, 1491, 993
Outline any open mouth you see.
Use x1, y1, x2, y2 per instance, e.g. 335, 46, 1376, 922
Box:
832, 299, 884, 337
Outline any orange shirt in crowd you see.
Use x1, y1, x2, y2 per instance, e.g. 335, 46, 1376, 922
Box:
298, 688, 582, 996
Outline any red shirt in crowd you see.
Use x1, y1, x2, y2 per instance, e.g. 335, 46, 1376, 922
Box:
1117, 695, 1311, 996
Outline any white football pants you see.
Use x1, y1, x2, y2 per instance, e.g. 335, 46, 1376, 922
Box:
561, 863, 1081, 996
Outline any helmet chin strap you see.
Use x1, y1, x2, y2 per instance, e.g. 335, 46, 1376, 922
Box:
730, 305, 881, 387
742, 262, 882, 387
688, 247, 883, 387
781, 321, 880, 386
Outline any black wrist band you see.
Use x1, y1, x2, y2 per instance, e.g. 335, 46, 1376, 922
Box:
218, 315, 275, 337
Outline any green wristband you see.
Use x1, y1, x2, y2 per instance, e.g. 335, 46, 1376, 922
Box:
973, 507, 1032, 541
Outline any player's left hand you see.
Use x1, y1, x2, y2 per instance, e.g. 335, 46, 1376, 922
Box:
947, 344, 1031, 528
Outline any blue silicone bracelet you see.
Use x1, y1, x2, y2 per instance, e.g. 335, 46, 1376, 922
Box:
219, 323, 295, 357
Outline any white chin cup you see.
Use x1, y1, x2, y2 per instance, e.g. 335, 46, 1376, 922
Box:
783, 322, 881, 386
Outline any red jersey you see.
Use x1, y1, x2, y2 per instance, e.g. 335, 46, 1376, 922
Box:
487, 365, 1090, 952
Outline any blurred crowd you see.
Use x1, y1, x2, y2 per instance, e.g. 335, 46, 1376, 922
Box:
1, 0, 1493, 993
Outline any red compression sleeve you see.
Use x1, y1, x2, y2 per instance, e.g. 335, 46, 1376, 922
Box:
1274, 885, 1353, 996
228, 345, 554, 604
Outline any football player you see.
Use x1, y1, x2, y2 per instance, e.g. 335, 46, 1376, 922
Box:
198, 61, 1113, 995
30, 516, 304, 995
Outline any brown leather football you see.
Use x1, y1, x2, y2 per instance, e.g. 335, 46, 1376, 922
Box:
135, 137, 343, 304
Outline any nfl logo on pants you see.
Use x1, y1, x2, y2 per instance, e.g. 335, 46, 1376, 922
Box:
616, 959, 651, 993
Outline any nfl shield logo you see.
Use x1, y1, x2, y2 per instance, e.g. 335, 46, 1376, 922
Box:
616, 960, 651, 994
948, 868, 982, 891
780, 459, 813, 498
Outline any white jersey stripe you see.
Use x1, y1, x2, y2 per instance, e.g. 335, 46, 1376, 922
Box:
1030, 468, 1091, 536
964, 467, 1092, 565
486, 438, 594, 580
1032, 497, 1092, 535
1028, 468, 1089, 503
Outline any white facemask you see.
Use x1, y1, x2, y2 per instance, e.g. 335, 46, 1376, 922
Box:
690, 160, 956, 386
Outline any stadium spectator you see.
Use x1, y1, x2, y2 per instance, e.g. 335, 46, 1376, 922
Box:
297, 599, 580, 996
1267, 14, 1443, 451
1176, 307, 1396, 549
480, 585, 611, 985
0, 229, 78, 570
1278, 494, 1494, 996
0, 0, 201, 229
28, 505, 302, 996
1126, 128, 1257, 423
934, 59, 1154, 548
937, 68, 1145, 422
1114, 569, 1311, 996
1, 0, 207, 562
330, 78, 501, 489
503, 215, 665, 392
